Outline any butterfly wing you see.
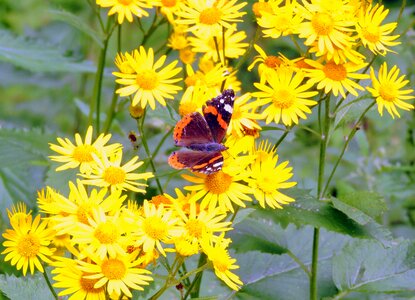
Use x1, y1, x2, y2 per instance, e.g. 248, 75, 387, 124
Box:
203, 89, 235, 143
168, 149, 224, 174
173, 112, 215, 147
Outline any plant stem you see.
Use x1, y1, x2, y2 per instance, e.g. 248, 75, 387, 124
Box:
322, 101, 375, 196
42, 269, 58, 300
273, 127, 290, 150
136, 113, 164, 194
311, 96, 331, 300
188, 253, 207, 299
89, 19, 112, 133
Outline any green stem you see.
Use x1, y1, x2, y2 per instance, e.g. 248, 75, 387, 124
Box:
188, 253, 207, 299
42, 269, 58, 300
322, 101, 375, 196
311, 96, 331, 300
234, 23, 261, 72
274, 127, 290, 150
287, 250, 311, 277
149, 256, 184, 300
136, 113, 164, 194
89, 20, 112, 133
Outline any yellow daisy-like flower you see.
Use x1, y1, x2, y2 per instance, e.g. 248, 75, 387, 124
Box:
97, 0, 151, 24
188, 25, 249, 61
252, 0, 273, 17
247, 140, 296, 209
253, 68, 318, 126
72, 208, 130, 259
305, 59, 369, 98
78, 253, 153, 298
228, 92, 262, 138
356, 4, 400, 55
175, 200, 232, 245
114, 46, 182, 110
201, 235, 242, 291
2, 214, 55, 276
133, 200, 182, 256
49, 126, 122, 175
156, 0, 184, 24
114, 52, 135, 74
81, 150, 153, 193
296, 0, 355, 54
6, 202, 32, 227
367, 63, 415, 119
49, 180, 125, 235
52, 257, 106, 300
183, 153, 253, 212
176, 0, 247, 36
257, 0, 303, 38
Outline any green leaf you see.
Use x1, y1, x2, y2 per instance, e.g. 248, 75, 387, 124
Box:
0, 29, 95, 73
0, 272, 55, 300
334, 191, 387, 222
332, 239, 415, 294
257, 189, 393, 246
48, 9, 104, 48
226, 225, 350, 300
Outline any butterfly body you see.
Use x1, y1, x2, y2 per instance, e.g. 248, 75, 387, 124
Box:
168, 89, 235, 174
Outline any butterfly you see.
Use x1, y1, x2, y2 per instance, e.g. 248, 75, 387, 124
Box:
168, 89, 235, 174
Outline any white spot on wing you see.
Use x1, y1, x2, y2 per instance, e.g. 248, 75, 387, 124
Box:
224, 104, 233, 113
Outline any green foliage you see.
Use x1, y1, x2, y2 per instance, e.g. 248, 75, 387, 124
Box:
0, 271, 54, 300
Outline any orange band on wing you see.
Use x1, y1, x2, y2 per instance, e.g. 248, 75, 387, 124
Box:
203, 106, 228, 130
173, 114, 193, 141
168, 152, 186, 169
192, 155, 221, 170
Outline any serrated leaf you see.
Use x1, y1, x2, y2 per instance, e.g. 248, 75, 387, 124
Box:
335, 191, 387, 221
257, 188, 393, 246
0, 272, 55, 300
332, 239, 415, 294
48, 9, 104, 48
0, 29, 95, 73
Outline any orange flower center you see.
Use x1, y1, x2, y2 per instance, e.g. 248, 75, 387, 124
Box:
379, 83, 397, 102
17, 233, 40, 258
136, 70, 158, 90
103, 166, 126, 185
179, 101, 198, 116
118, 0, 133, 5
94, 221, 119, 244
199, 7, 222, 25
101, 258, 126, 280
264, 56, 282, 68
143, 216, 167, 240
272, 89, 295, 109
323, 61, 347, 81
361, 24, 380, 43
80, 276, 104, 293
205, 171, 232, 194
73, 145, 96, 163
180, 48, 196, 65
185, 219, 205, 238
151, 195, 172, 207
162, 0, 177, 7
77, 205, 92, 224
257, 174, 277, 194
252, 2, 272, 17
311, 12, 334, 36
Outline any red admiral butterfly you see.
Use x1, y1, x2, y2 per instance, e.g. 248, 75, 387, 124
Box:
168, 89, 235, 174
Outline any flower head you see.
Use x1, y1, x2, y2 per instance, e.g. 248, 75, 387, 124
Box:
367, 63, 415, 118
114, 47, 182, 110
2, 214, 55, 276
49, 126, 121, 175
97, 0, 151, 24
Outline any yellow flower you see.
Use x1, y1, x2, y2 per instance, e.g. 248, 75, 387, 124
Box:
6, 202, 32, 227
49, 126, 122, 175
183, 153, 253, 212
49, 180, 126, 235
356, 3, 400, 55
81, 150, 153, 193
2, 214, 55, 276
52, 257, 106, 300
114, 46, 182, 110
305, 59, 369, 98
72, 208, 131, 259
97, 0, 151, 24
257, 0, 302, 38
252, 0, 273, 17
201, 235, 242, 291
175, 200, 232, 245
309, 42, 366, 64
247, 140, 296, 209
296, 0, 355, 54
188, 25, 249, 60
367, 63, 415, 119
133, 201, 182, 256
168, 29, 189, 50
176, 0, 247, 36
253, 68, 318, 126
156, 0, 184, 24
78, 253, 153, 298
